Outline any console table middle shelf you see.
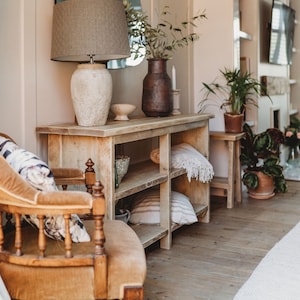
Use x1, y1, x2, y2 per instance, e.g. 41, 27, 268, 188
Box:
37, 113, 213, 249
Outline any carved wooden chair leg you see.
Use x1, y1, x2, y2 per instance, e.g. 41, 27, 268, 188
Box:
37, 215, 46, 257
14, 214, 22, 256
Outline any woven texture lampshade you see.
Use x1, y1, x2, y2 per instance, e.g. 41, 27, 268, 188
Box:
51, 0, 130, 126
51, 0, 130, 62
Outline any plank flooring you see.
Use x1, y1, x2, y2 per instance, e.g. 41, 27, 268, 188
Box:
144, 180, 300, 300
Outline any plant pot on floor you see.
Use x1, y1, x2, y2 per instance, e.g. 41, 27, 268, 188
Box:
224, 113, 244, 133
246, 171, 275, 200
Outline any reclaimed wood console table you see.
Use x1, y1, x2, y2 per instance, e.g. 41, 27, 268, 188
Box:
37, 113, 213, 249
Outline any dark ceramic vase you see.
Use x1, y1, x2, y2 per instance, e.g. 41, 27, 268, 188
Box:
142, 59, 172, 117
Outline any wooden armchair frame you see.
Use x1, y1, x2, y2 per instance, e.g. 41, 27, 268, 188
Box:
0, 155, 146, 299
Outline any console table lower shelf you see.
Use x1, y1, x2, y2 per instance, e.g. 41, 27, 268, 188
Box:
131, 204, 208, 248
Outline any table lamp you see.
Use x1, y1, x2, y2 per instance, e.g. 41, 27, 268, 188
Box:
51, 0, 130, 126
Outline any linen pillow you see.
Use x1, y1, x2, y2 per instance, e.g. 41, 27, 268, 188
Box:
0, 136, 90, 243
130, 189, 198, 225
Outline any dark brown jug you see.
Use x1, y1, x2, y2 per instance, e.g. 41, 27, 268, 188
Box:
142, 59, 172, 117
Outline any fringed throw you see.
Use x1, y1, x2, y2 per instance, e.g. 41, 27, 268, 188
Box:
150, 143, 214, 183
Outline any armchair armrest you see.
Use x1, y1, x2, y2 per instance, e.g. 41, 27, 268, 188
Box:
52, 158, 96, 193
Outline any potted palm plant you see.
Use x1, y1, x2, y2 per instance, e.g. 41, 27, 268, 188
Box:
200, 68, 269, 133
124, 1, 206, 116
240, 123, 287, 199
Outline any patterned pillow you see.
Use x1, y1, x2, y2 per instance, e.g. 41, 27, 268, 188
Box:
0, 138, 57, 191
0, 136, 90, 243
130, 189, 198, 225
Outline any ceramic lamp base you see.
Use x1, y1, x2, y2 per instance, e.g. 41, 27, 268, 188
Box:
71, 63, 112, 126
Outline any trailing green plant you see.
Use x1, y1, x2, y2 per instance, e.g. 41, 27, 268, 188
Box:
240, 123, 287, 193
123, 0, 207, 59
200, 68, 270, 115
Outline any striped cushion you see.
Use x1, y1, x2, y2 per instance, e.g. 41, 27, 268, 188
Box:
130, 189, 198, 225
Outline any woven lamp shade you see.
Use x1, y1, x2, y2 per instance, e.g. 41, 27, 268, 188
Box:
51, 0, 130, 62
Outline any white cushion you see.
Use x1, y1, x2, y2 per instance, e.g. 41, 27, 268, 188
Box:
130, 189, 198, 225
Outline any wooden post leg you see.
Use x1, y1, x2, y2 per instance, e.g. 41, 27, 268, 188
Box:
159, 134, 172, 250
227, 141, 235, 208
235, 140, 242, 203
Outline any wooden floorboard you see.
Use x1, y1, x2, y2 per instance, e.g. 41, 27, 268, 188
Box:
144, 180, 300, 300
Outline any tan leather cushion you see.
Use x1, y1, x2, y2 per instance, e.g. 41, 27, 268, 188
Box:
0, 220, 146, 300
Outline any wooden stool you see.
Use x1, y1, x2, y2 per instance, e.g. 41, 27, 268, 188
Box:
210, 131, 244, 208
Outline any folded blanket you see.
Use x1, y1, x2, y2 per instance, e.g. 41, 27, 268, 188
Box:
150, 143, 214, 183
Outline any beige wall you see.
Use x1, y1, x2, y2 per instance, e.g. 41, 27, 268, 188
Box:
193, 0, 236, 131
0, 0, 75, 153
0, 1, 25, 145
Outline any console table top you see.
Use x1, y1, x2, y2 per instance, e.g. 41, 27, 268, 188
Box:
36, 113, 213, 137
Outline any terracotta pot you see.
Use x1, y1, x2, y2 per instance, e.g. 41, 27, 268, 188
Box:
248, 171, 275, 200
224, 113, 244, 133
142, 59, 172, 117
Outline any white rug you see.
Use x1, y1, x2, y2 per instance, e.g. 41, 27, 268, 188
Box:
283, 159, 300, 181
234, 222, 300, 300
0, 276, 10, 300
284, 166, 300, 181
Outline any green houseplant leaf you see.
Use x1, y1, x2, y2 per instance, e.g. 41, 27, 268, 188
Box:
242, 171, 259, 190
123, 1, 207, 60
